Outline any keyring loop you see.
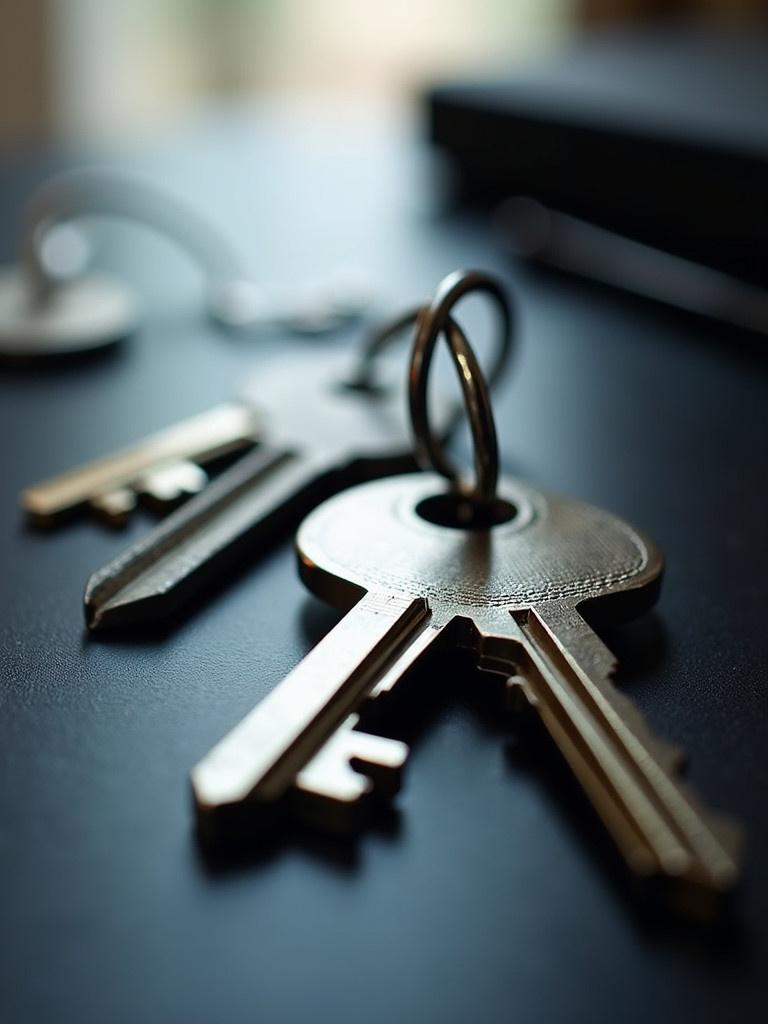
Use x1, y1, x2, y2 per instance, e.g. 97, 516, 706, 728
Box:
352, 270, 512, 394
425, 311, 500, 504
408, 270, 510, 505
346, 270, 510, 505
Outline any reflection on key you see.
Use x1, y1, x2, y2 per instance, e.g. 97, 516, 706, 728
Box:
193, 471, 741, 912
21, 403, 260, 527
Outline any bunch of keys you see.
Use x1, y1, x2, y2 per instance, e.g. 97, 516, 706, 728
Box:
20, 272, 511, 629
190, 278, 742, 914
19, 269, 743, 913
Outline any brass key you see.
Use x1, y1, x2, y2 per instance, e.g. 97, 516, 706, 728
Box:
192, 310, 741, 906
21, 403, 259, 527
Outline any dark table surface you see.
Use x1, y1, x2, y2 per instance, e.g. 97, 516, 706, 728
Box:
1, 103, 766, 1024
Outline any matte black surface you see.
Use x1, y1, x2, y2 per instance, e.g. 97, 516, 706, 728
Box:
1, 106, 767, 1023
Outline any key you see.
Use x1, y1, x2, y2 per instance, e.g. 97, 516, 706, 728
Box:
84, 270, 512, 629
82, 350, 446, 629
191, 471, 742, 903
21, 403, 259, 527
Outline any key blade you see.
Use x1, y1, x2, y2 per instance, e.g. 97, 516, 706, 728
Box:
83, 348, 435, 629
84, 445, 338, 630
191, 592, 431, 824
86, 349, 457, 629
290, 620, 446, 832
482, 602, 742, 907
22, 402, 260, 525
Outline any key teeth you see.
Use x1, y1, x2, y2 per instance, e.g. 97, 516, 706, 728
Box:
554, 637, 690, 785
85, 460, 208, 526
659, 740, 687, 776
607, 689, 692, 781
567, 676, 744, 892
505, 674, 536, 712
504, 670, 686, 779
293, 718, 409, 834
89, 487, 138, 527
673, 782, 744, 892
711, 817, 744, 887
138, 460, 209, 510
498, 610, 745, 901
504, 670, 688, 776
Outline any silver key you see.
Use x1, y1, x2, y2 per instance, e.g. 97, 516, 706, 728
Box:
84, 271, 511, 628
193, 302, 740, 903
191, 471, 741, 900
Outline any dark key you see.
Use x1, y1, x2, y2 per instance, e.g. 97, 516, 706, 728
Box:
84, 273, 512, 628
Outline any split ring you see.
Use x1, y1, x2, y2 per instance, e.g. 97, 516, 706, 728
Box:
408, 270, 511, 506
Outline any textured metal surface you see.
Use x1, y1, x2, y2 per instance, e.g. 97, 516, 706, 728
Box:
297, 473, 656, 612
194, 467, 740, 902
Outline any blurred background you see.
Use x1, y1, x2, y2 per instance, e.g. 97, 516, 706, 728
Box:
2, 0, 766, 145
0, 0, 767, 357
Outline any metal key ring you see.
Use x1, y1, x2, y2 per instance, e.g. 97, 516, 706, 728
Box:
352, 270, 512, 395
423, 311, 500, 504
409, 270, 510, 504
348, 270, 511, 505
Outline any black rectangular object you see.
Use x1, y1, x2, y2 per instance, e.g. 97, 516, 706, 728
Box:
426, 26, 768, 283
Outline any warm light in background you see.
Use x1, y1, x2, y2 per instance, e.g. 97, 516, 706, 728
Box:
3, 0, 575, 143
2, 0, 763, 143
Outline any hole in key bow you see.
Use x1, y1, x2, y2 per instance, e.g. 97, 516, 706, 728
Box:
415, 492, 517, 530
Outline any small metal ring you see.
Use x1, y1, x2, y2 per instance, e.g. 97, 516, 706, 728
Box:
347, 270, 511, 505
426, 311, 499, 504
353, 270, 512, 393
408, 270, 509, 505
355, 305, 423, 373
